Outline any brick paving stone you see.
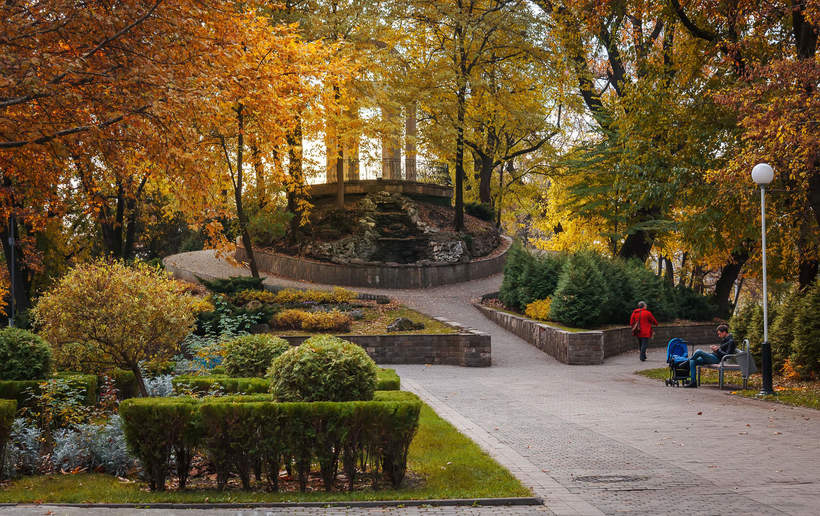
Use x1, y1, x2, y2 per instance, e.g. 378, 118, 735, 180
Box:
156, 251, 820, 515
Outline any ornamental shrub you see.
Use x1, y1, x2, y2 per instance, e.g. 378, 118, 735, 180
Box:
791, 278, 820, 379
0, 399, 14, 481
0, 328, 52, 381
223, 335, 290, 377
201, 276, 264, 294
549, 253, 606, 328
301, 311, 352, 332
119, 397, 201, 490
172, 375, 269, 395
524, 298, 552, 321
269, 335, 378, 402
272, 309, 308, 329
465, 201, 494, 222
33, 261, 198, 397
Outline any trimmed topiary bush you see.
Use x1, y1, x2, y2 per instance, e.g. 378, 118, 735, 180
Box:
119, 397, 201, 491
171, 375, 270, 395
0, 399, 15, 481
268, 335, 378, 402
0, 328, 52, 381
791, 278, 820, 379
223, 334, 291, 377
549, 252, 607, 328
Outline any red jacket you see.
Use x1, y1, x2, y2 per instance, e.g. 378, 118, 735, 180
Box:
630, 308, 658, 338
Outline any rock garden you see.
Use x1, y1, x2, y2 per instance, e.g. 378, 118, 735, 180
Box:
0, 261, 527, 502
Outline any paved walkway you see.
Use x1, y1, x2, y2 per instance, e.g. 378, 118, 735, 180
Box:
139, 252, 820, 515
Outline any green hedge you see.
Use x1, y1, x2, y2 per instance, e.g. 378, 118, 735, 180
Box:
120, 391, 421, 492
119, 397, 201, 491
0, 399, 15, 481
0, 328, 52, 381
376, 368, 400, 390
172, 368, 400, 396
0, 373, 97, 407
499, 243, 715, 327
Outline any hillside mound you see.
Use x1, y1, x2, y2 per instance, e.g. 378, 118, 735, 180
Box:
271, 192, 500, 265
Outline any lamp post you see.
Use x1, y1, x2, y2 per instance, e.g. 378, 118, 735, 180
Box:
751, 163, 774, 396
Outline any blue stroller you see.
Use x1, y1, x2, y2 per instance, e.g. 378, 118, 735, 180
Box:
664, 338, 692, 387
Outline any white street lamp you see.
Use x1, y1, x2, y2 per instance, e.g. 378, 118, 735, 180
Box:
752, 163, 774, 396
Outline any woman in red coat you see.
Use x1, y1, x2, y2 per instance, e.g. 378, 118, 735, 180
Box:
630, 301, 658, 361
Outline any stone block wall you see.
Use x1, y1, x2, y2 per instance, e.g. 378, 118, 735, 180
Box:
280, 318, 491, 367
474, 303, 716, 365
236, 237, 511, 289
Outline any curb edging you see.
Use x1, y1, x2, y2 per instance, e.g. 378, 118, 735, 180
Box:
5, 497, 543, 509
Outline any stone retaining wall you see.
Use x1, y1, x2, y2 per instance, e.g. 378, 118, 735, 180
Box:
474, 303, 715, 365
308, 179, 452, 205
280, 319, 491, 367
236, 236, 511, 289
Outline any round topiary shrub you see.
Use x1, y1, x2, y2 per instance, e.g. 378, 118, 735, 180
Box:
268, 335, 378, 402
222, 334, 291, 377
0, 328, 52, 380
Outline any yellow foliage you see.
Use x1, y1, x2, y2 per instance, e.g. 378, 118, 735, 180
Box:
273, 309, 308, 329
190, 297, 216, 314
525, 298, 552, 321
272, 287, 356, 305
300, 311, 352, 332
234, 289, 277, 305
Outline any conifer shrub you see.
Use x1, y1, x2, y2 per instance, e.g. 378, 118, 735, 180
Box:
0, 399, 15, 481
549, 253, 607, 328
791, 278, 820, 379
516, 253, 566, 310
499, 241, 530, 311
770, 288, 802, 372
268, 335, 378, 402
222, 334, 291, 377
0, 328, 52, 381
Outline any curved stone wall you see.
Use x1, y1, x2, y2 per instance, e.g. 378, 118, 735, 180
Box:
236, 236, 511, 289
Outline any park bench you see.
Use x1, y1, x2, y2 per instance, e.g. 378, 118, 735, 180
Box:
697, 339, 757, 390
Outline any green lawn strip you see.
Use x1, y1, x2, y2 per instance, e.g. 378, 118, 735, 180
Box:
0, 402, 529, 502
636, 367, 820, 410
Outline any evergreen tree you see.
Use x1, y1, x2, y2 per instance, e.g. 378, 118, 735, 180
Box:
791, 279, 820, 379
549, 253, 606, 328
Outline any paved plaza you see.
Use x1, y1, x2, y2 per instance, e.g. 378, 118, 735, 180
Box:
7, 250, 814, 516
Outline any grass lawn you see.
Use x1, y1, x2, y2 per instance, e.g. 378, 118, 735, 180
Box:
276, 305, 457, 336
0, 402, 530, 503
636, 367, 820, 410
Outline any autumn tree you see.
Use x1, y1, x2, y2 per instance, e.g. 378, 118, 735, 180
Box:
33, 261, 198, 397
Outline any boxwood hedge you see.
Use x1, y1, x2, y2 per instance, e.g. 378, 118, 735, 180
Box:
0, 399, 15, 481
119, 391, 421, 492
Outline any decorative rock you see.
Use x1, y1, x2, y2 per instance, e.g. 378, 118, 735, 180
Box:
387, 317, 425, 332
347, 310, 365, 320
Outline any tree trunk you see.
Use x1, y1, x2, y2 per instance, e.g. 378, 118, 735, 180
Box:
0, 215, 31, 322
405, 102, 417, 181
712, 249, 748, 318
233, 105, 260, 278
798, 259, 818, 289
663, 256, 674, 284
287, 117, 304, 237
381, 104, 402, 179
454, 85, 466, 231
618, 230, 654, 262
478, 154, 493, 205
131, 363, 149, 397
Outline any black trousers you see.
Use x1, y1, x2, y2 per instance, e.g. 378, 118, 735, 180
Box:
637, 337, 650, 359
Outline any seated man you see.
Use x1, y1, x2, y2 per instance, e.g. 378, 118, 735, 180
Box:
685, 324, 736, 388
